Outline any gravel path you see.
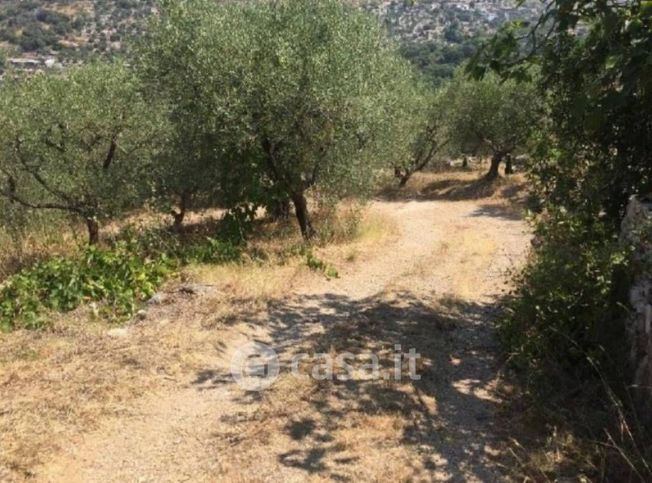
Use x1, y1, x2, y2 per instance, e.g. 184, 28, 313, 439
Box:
38, 197, 530, 482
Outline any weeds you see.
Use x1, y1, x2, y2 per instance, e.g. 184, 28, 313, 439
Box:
0, 234, 242, 332
500, 208, 652, 480
0, 243, 171, 331
304, 248, 339, 279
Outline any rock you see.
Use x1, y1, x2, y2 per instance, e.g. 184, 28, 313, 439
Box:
147, 293, 168, 306
107, 328, 129, 338
178, 283, 214, 295
621, 195, 652, 421
136, 309, 148, 321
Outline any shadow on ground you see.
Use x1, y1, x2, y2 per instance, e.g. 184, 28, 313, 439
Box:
379, 173, 528, 205
194, 290, 515, 481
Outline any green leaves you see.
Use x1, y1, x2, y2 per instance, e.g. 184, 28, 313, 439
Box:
139, 0, 419, 236
304, 248, 339, 279
446, 70, 541, 160
500, 209, 630, 380
0, 62, 167, 242
0, 233, 243, 331
0, 243, 172, 331
471, 0, 652, 222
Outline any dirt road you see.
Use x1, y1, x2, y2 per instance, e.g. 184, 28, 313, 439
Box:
33, 183, 530, 482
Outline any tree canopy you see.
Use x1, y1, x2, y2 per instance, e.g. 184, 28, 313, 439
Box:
471, 0, 652, 221
0, 62, 165, 243
446, 71, 541, 179
141, 0, 419, 238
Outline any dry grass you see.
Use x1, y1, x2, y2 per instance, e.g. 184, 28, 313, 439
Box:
0, 220, 86, 281
207, 292, 482, 482
0, 173, 530, 481
0, 299, 218, 480
381, 167, 529, 208
0, 202, 397, 481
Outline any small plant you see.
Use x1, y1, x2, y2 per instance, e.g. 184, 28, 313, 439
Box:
182, 237, 242, 265
305, 249, 339, 279
0, 243, 173, 331
316, 205, 364, 245
0, 232, 243, 332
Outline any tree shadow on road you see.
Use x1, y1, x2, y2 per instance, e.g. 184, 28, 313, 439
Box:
194, 290, 517, 481
378, 172, 528, 206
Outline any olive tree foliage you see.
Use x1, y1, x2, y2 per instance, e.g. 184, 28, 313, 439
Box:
0, 62, 165, 244
394, 88, 450, 187
136, 0, 239, 230
140, 0, 418, 239
244, 0, 419, 238
447, 71, 541, 179
471, 0, 652, 224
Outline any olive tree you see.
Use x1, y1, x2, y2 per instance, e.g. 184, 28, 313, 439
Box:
0, 62, 164, 244
136, 0, 235, 230
394, 88, 450, 187
142, 0, 418, 239
241, 0, 418, 238
471, 0, 652, 224
447, 72, 540, 180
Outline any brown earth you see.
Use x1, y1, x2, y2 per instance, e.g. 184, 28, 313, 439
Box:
0, 172, 531, 482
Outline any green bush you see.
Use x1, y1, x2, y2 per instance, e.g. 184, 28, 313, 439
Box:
500, 209, 631, 386
0, 243, 172, 331
305, 249, 339, 279
181, 237, 242, 265
0, 234, 242, 332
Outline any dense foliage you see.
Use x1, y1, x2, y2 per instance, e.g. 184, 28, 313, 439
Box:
447, 71, 541, 178
400, 37, 485, 86
0, 233, 241, 331
141, 0, 418, 239
0, 62, 165, 244
393, 87, 450, 186
471, 0, 652, 383
0, 242, 171, 331
473, 0, 652, 478
473, 0, 652, 224
502, 210, 630, 381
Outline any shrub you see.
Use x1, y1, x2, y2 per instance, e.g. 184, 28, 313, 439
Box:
500, 209, 631, 389
0, 233, 242, 332
304, 249, 339, 279
0, 243, 172, 331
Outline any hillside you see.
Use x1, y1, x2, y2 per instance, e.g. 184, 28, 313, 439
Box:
0, 0, 540, 79
0, 0, 155, 66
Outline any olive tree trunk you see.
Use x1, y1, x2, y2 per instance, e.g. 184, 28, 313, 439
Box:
86, 217, 100, 245
505, 154, 514, 175
269, 198, 291, 221
291, 192, 315, 240
486, 152, 504, 180
172, 191, 192, 232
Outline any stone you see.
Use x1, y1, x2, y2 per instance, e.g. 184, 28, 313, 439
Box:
621, 195, 652, 420
147, 293, 168, 306
178, 283, 215, 295
107, 328, 129, 338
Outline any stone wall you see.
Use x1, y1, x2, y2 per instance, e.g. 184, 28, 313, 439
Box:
621, 195, 652, 415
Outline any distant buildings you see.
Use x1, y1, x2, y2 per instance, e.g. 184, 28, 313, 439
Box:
0, 56, 64, 81
363, 0, 542, 43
